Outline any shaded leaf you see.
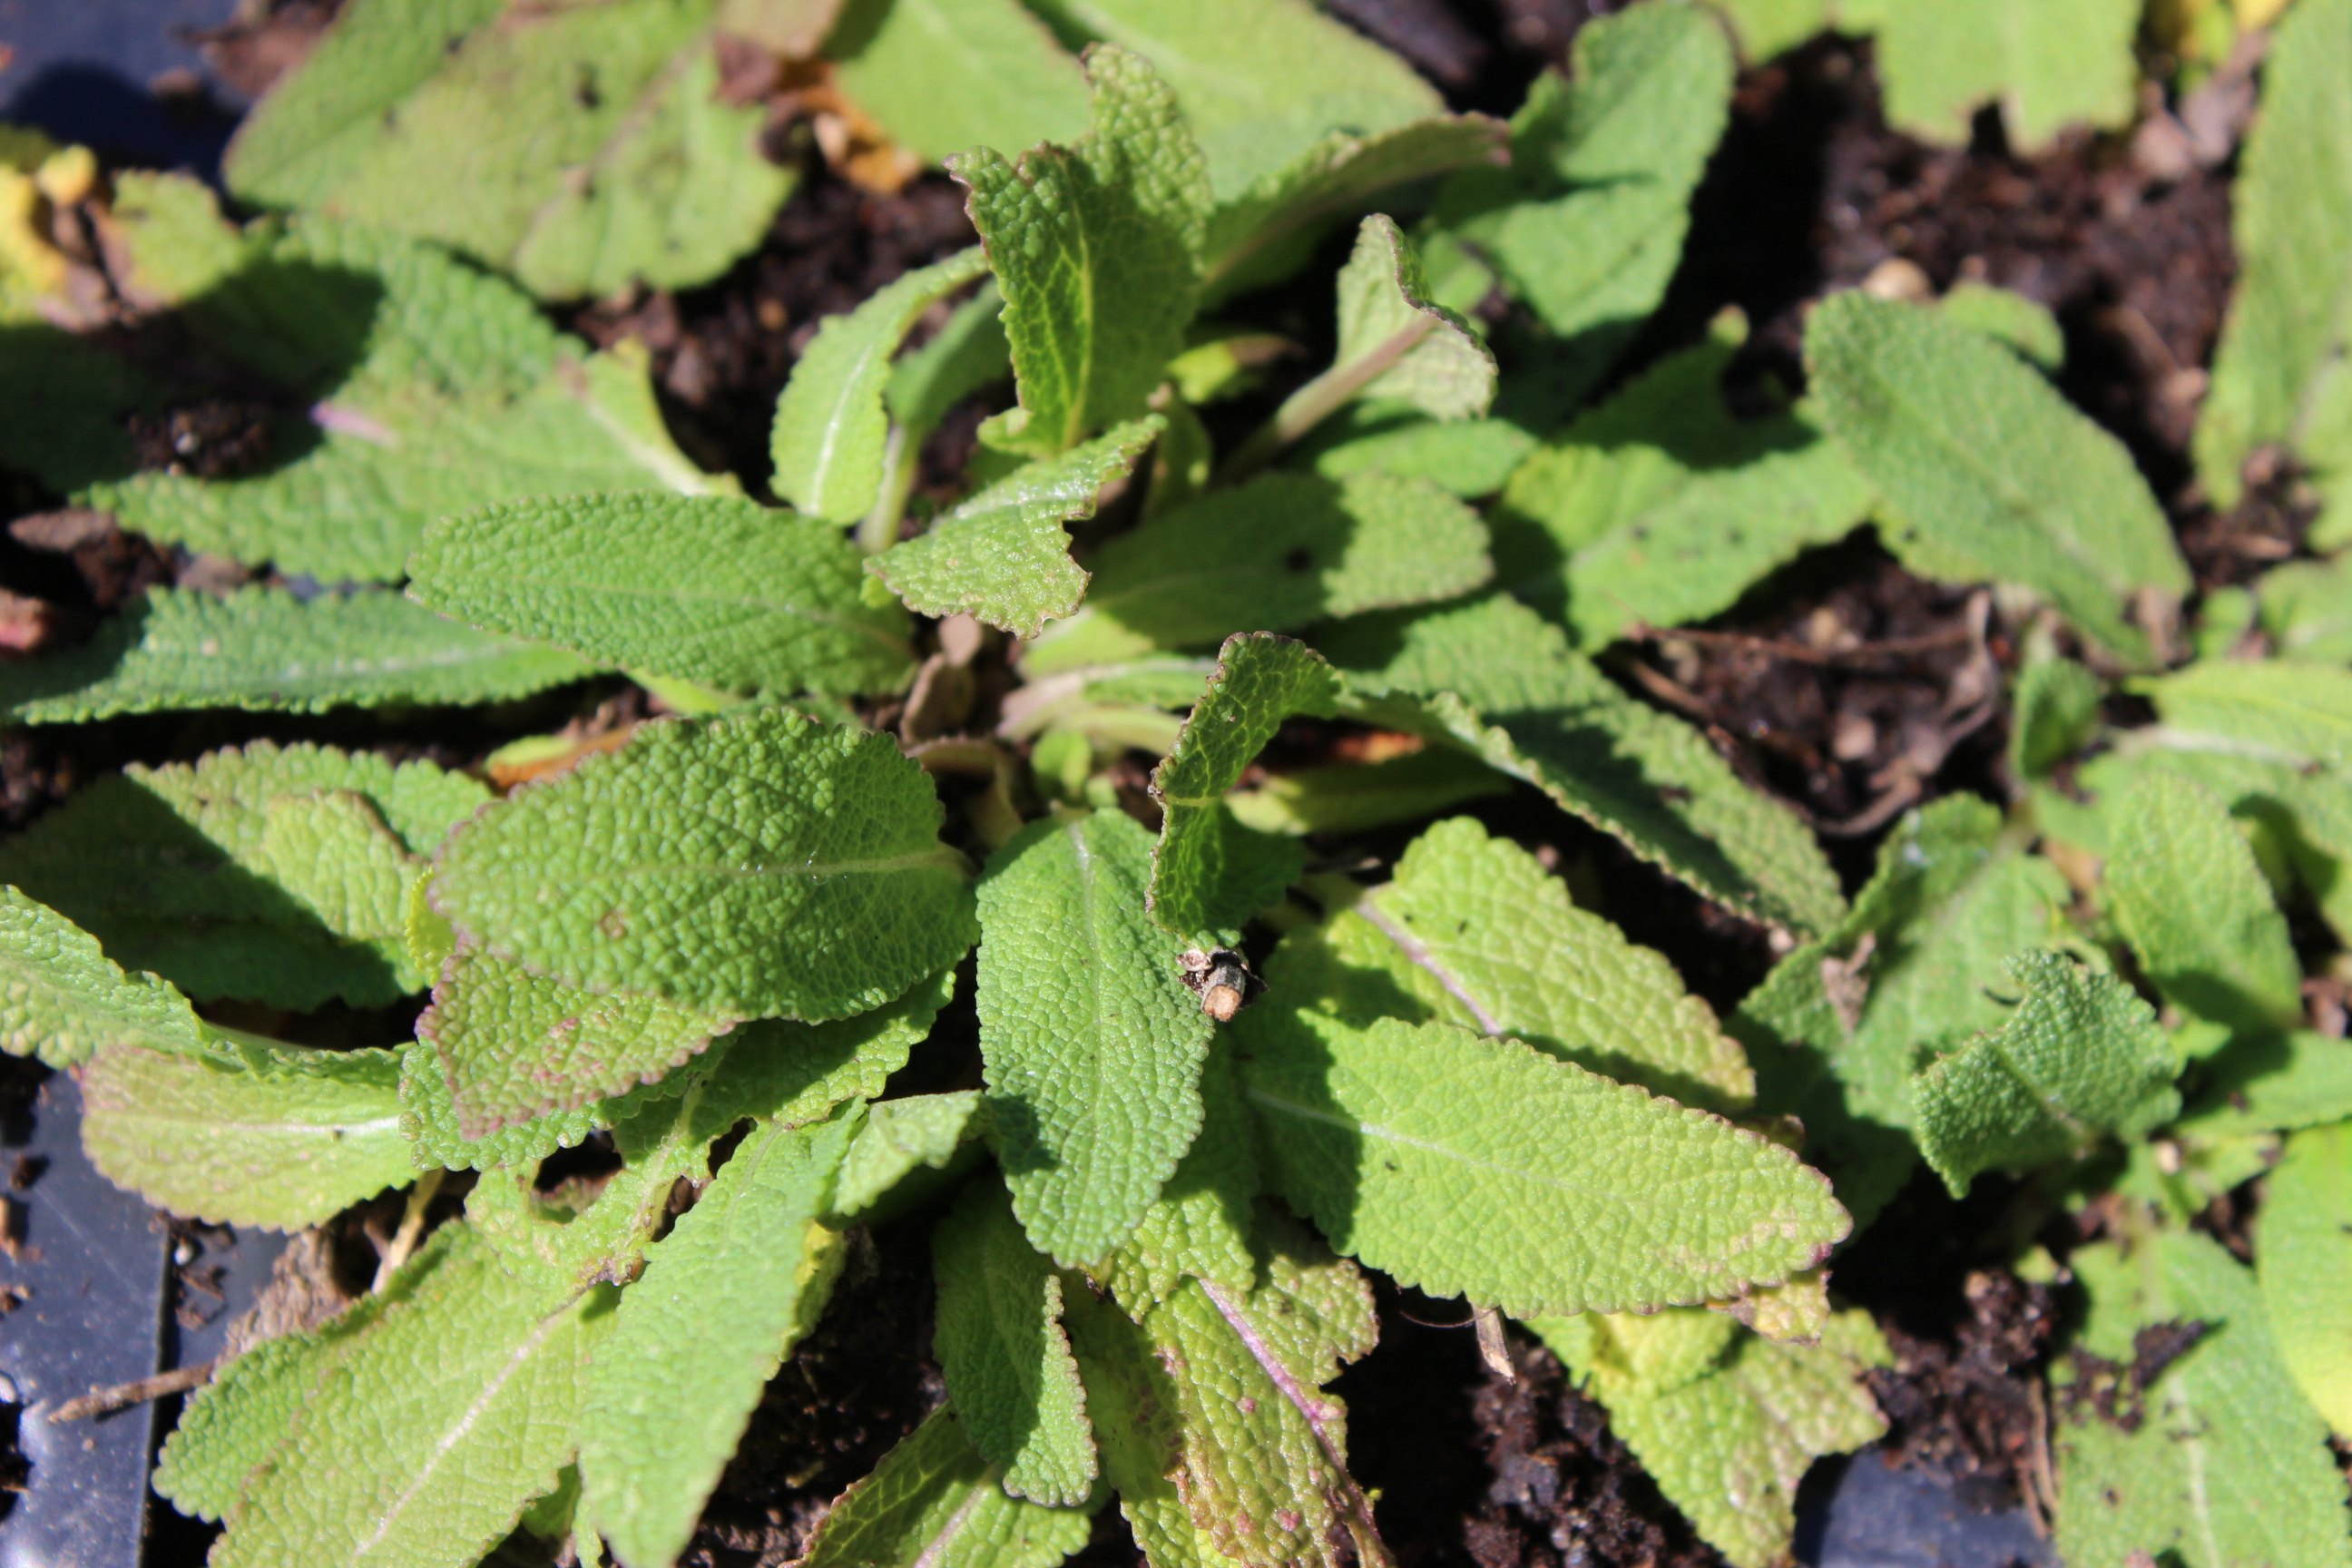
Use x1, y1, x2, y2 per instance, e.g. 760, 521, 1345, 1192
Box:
0, 886, 209, 1066
2260, 1122, 2352, 1436
799, 1408, 1095, 1568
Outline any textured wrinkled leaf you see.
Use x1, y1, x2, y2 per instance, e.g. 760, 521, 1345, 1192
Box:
0, 587, 594, 725
11, 208, 725, 581
1226, 745, 1509, 838
1434, 5, 1730, 383
800, 1408, 1095, 1568
1532, 1308, 1888, 1568
1492, 320, 1872, 644
83, 1041, 411, 1230
1735, 797, 2071, 1227
419, 944, 739, 1140
579, 1109, 859, 1568
1912, 951, 2180, 1195
1312, 213, 1494, 425
1147, 635, 1341, 936
2138, 657, 2352, 767
1204, 115, 1506, 295
1064, 1219, 1387, 1568
828, 0, 1092, 167
1808, 290, 2190, 663
978, 809, 1212, 1267
950, 46, 1209, 455
1093, 1049, 1259, 1311
2262, 1122, 2352, 1437
1023, 472, 1492, 673
1303, 410, 1534, 497
2106, 770, 2303, 1034
871, 417, 1161, 638
772, 247, 990, 523
1324, 594, 1846, 936
833, 1090, 987, 1219
933, 1181, 1099, 1504
2179, 1031, 2352, 1142
402, 967, 949, 1172
1234, 1006, 1848, 1316
2055, 1230, 2352, 1568
0, 886, 208, 1066
0, 741, 487, 1010
1023, 0, 1443, 204
1841, 0, 2140, 151
434, 708, 974, 1020
411, 492, 914, 699
2197, 0, 2352, 513
191, 1223, 610, 1567
227, 0, 790, 298
1285, 817, 1753, 1111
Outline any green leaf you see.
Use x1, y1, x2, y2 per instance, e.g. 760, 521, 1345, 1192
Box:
418, 944, 739, 1140
1063, 1218, 1387, 1568
933, 1180, 1100, 1504
1708, 0, 1830, 60
2257, 556, 2352, 663
0, 886, 209, 1066
1839, 0, 2140, 150
1226, 745, 1509, 838
2105, 771, 2304, 1035
799, 1407, 1095, 1568
1530, 1308, 1889, 1568
977, 808, 1214, 1266
833, 1090, 988, 1220
870, 417, 1161, 638
226, 0, 791, 298
1807, 290, 2191, 664
1146, 634, 1341, 936
2009, 655, 2102, 779
1939, 280, 2065, 369
1491, 317, 1873, 644
1433, 4, 1731, 377
1282, 816, 1754, 1111
1280, 213, 1495, 432
1735, 797, 2072, 1227
1203, 115, 1507, 296
82, 1040, 412, 1229
0, 741, 489, 1010
827, 0, 1093, 168
950, 45, 1210, 456
433, 707, 975, 1020
888, 280, 1013, 437
1324, 594, 1847, 936
195, 1223, 610, 1568
579, 1108, 860, 1568
1302, 410, 1535, 498
2055, 1230, 2352, 1568
1024, 472, 1492, 674
2260, 1121, 2352, 1437
1092, 1049, 1260, 1312
410, 492, 916, 699
2137, 657, 2352, 768
0, 586, 594, 725
2177, 1031, 2352, 1141
1022, 0, 1444, 205
14, 207, 727, 581
1912, 951, 2180, 1195
772, 247, 991, 524
1233, 1006, 1848, 1316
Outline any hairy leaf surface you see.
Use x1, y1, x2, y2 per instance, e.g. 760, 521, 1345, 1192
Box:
1233, 1007, 1848, 1316
2055, 1230, 2352, 1568
1022, 473, 1491, 673
933, 1181, 1099, 1503
772, 247, 990, 523
579, 1109, 859, 1568
1093, 1050, 1259, 1312
83, 1041, 411, 1229
0, 587, 594, 725
950, 46, 1209, 455
0, 741, 488, 1010
226, 0, 789, 298
1808, 290, 2190, 663
799, 1407, 1095, 1568
978, 809, 1212, 1266
0, 887, 209, 1066
433, 708, 975, 1019
828, 0, 1092, 167
410, 493, 914, 698
833, 1090, 987, 1220
1911, 952, 2180, 1194
1306, 213, 1494, 426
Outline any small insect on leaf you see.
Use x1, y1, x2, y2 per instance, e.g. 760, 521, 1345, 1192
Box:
1180, 947, 1262, 1022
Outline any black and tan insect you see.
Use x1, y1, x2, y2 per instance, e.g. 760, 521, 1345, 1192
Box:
1179, 946, 1261, 1022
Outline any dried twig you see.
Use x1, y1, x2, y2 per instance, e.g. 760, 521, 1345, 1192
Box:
46, 1361, 215, 1423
